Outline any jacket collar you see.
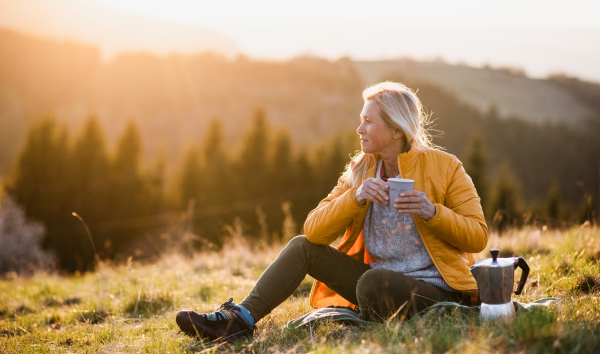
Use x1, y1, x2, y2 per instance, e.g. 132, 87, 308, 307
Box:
397, 147, 421, 178
370, 147, 422, 179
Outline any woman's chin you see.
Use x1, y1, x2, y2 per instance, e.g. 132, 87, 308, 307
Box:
360, 145, 374, 154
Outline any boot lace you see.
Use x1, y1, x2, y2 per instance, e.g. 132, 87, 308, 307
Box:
217, 297, 235, 312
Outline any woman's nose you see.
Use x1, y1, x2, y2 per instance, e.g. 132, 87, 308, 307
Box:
357, 122, 365, 135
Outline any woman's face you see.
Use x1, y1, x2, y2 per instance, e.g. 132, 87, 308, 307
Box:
357, 99, 403, 155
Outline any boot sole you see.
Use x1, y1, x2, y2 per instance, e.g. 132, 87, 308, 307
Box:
175, 312, 253, 342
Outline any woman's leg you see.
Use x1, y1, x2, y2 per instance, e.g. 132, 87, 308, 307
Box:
239, 235, 371, 322
356, 268, 465, 322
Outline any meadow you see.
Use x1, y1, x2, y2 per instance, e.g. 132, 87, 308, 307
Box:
1, 225, 600, 353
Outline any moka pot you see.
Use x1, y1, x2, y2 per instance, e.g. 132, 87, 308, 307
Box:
469, 249, 530, 320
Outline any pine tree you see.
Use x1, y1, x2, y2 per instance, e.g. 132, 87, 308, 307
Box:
546, 183, 561, 227
196, 119, 233, 244
9, 117, 70, 225
237, 108, 270, 199
266, 129, 294, 238
464, 131, 490, 218
147, 148, 167, 215
68, 115, 111, 269
490, 162, 523, 234
109, 121, 144, 216
112, 121, 142, 184
201, 119, 231, 206
70, 116, 110, 221
235, 109, 272, 239
179, 146, 202, 210
293, 149, 318, 232
236, 109, 280, 236
270, 129, 294, 196
324, 136, 347, 186
106, 121, 147, 254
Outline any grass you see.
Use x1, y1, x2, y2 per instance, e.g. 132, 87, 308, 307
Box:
1, 226, 600, 353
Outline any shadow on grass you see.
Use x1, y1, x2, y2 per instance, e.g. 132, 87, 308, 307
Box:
124, 290, 173, 318
75, 309, 110, 324
573, 275, 600, 294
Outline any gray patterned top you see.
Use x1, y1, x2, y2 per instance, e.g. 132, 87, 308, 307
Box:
363, 160, 456, 293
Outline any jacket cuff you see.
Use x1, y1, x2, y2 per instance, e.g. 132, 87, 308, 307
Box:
349, 187, 368, 209
423, 203, 443, 226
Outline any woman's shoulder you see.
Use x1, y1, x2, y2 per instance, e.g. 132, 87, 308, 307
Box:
420, 147, 460, 165
416, 148, 465, 185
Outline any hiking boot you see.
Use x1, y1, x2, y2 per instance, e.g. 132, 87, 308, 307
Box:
176, 297, 256, 342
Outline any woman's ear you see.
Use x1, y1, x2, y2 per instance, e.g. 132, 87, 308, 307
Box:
393, 129, 404, 140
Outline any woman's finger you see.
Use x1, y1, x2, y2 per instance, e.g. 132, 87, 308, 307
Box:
366, 180, 389, 203
371, 190, 387, 205
373, 179, 389, 191
394, 197, 422, 206
363, 185, 385, 205
395, 194, 426, 204
395, 195, 429, 209
396, 202, 425, 210
375, 180, 390, 198
374, 187, 389, 202
399, 190, 422, 197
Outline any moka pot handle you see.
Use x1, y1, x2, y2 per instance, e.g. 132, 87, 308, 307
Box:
513, 257, 530, 295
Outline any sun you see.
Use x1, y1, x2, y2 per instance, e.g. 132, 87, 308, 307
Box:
96, 0, 192, 23
94, 0, 300, 26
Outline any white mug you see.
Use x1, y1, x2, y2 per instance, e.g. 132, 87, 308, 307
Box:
387, 178, 415, 211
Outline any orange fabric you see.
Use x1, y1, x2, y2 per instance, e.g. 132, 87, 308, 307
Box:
304, 148, 488, 308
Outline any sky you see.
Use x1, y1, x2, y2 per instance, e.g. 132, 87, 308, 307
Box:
95, 0, 600, 28
89, 0, 600, 81
2, 0, 598, 80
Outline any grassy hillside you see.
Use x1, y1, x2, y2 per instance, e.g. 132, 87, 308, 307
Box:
1, 227, 600, 353
354, 59, 598, 127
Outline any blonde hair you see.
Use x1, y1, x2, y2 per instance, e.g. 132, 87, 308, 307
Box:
340, 81, 437, 188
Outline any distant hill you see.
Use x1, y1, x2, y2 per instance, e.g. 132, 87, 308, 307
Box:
0, 0, 238, 58
354, 59, 598, 127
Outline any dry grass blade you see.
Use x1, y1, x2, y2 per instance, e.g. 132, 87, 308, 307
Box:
384, 301, 407, 325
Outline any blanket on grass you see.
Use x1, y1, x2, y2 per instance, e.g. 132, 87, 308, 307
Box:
285, 298, 557, 330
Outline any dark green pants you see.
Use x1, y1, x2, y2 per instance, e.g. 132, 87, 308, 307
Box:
240, 236, 465, 322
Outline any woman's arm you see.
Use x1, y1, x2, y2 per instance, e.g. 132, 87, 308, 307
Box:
422, 157, 489, 253
303, 180, 368, 245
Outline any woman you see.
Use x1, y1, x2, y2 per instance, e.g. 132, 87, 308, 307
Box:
175, 82, 488, 341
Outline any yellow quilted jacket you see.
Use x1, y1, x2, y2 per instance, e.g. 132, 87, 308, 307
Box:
304, 147, 488, 308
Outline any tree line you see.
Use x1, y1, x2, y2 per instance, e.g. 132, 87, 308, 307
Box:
5, 102, 597, 272
4, 111, 356, 271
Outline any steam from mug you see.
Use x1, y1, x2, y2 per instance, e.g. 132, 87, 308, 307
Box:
387, 178, 415, 211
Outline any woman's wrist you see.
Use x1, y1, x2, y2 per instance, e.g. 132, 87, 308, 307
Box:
423, 204, 437, 221
354, 190, 367, 205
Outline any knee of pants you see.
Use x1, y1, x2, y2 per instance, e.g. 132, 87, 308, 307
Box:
284, 235, 317, 254
356, 268, 394, 303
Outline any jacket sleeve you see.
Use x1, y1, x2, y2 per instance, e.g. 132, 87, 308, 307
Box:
422, 157, 489, 253
303, 180, 368, 245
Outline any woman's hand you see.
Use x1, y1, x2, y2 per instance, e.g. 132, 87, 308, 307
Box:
354, 178, 389, 206
394, 190, 436, 221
